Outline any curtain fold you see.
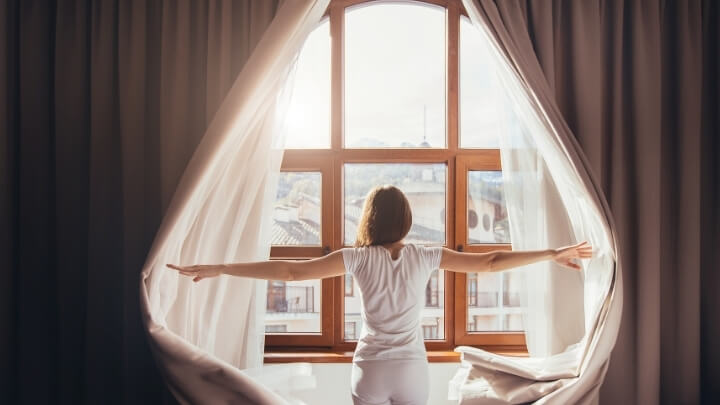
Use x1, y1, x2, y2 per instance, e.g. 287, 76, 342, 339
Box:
515, 2, 719, 404
139, 1, 331, 403
457, 1, 720, 404
0, 1, 281, 404
448, 1, 622, 403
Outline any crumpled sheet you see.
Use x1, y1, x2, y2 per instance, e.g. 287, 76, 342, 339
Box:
448, 345, 603, 405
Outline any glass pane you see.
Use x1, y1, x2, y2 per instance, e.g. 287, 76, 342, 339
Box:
467, 272, 524, 332
345, 4, 446, 148
504, 314, 523, 331
284, 21, 331, 149
460, 17, 503, 148
345, 270, 445, 341
344, 163, 446, 245
265, 279, 321, 333
344, 274, 360, 340
272, 172, 321, 246
503, 271, 523, 307
422, 269, 445, 340
344, 321, 357, 340
345, 274, 354, 296
467, 171, 510, 244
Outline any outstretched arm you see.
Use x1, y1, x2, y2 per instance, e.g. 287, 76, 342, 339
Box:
167, 250, 347, 282
440, 241, 592, 273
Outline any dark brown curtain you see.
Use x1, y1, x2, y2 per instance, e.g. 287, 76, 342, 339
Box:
0, 1, 280, 404
475, 0, 719, 404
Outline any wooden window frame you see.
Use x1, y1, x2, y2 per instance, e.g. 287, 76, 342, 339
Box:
454, 155, 525, 348
265, 0, 526, 354
265, 158, 335, 347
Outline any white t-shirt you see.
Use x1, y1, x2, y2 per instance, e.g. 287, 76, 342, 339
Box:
341, 244, 444, 362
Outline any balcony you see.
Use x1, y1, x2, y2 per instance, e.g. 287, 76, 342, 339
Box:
267, 286, 317, 314
468, 291, 498, 308
425, 290, 444, 308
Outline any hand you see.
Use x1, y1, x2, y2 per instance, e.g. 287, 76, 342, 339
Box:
552, 241, 593, 271
166, 263, 223, 282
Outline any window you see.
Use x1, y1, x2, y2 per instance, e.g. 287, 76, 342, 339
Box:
266, 0, 525, 352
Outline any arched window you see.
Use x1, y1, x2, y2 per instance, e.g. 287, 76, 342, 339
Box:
264, 0, 525, 355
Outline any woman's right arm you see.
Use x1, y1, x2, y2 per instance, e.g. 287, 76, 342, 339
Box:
439, 242, 592, 273
167, 249, 347, 282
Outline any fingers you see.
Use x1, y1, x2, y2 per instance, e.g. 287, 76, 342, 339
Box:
166, 264, 204, 281
569, 242, 593, 259
559, 242, 591, 254
576, 248, 593, 258
561, 260, 582, 271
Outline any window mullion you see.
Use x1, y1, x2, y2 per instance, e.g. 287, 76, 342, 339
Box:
447, 0, 459, 152
330, 3, 345, 348
330, 4, 344, 152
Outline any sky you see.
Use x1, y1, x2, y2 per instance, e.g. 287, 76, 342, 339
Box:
283, 3, 507, 149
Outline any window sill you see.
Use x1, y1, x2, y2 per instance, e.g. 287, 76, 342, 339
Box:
264, 348, 528, 363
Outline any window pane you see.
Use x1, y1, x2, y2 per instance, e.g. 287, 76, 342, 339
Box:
503, 314, 523, 331
473, 315, 498, 330
345, 4, 446, 148
344, 321, 357, 340
467, 272, 524, 332
422, 269, 445, 340
285, 20, 331, 149
345, 274, 354, 297
460, 17, 503, 148
272, 172, 321, 246
503, 271, 523, 307
344, 163, 446, 245
467, 171, 510, 244
344, 274, 361, 340
345, 270, 445, 341
265, 279, 322, 333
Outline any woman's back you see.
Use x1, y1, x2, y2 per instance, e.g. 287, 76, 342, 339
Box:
342, 244, 443, 362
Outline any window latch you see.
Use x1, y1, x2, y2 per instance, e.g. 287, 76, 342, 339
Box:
457, 244, 463, 252
323, 246, 331, 255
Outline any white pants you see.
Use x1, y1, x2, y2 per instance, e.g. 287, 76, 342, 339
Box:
350, 359, 430, 405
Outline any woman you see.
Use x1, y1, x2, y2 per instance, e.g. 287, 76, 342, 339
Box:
168, 185, 592, 405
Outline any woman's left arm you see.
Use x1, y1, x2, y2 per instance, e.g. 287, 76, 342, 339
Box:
167, 250, 347, 283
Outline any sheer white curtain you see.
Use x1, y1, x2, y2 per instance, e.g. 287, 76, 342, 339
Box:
500, 110, 586, 358
139, 1, 329, 404
450, 1, 622, 403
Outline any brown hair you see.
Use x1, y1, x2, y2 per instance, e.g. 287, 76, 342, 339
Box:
354, 185, 412, 247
